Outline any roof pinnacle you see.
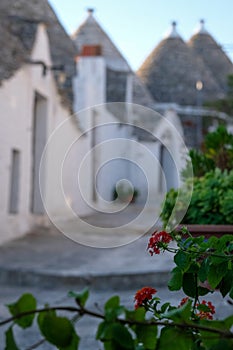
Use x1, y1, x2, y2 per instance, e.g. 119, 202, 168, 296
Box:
194, 19, 208, 34
164, 20, 180, 39
87, 8, 94, 15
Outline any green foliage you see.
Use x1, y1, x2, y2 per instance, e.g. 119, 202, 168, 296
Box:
188, 149, 215, 178
168, 233, 233, 300
133, 324, 157, 350
97, 322, 134, 349
7, 293, 37, 329
188, 125, 233, 176
168, 267, 183, 291
5, 327, 19, 350
161, 169, 233, 225
1, 230, 233, 350
186, 169, 233, 224
157, 327, 193, 350
68, 288, 89, 308
160, 189, 179, 227
204, 125, 233, 171
38, 310, 79, 349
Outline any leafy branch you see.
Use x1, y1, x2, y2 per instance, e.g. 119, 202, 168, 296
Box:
2, 301, 233, 338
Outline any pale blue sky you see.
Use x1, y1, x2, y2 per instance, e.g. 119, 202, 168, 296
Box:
49, 0, 233, 70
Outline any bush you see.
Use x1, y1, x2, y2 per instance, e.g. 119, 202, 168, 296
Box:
184, 125, 233, 178
161, 169, 233, 226
161, 126, 233, 227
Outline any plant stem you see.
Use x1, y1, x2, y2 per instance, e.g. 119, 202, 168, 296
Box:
1, 305, 233, 339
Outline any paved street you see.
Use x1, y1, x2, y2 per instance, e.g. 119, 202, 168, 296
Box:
0, 206, 232, 349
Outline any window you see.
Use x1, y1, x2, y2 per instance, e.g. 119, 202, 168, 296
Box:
9, 149, 20, 214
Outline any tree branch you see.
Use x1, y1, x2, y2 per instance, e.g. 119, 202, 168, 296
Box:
1, 305, 232, 339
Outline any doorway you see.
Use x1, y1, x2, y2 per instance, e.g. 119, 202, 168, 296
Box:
31, 92, 47, 214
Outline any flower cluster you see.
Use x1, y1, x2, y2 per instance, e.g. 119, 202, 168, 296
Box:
179, 297, 189, 307
196, 300, 215, 320
134, 287, 157, 309
147, 231, 172, 255
178, 298, 215, 320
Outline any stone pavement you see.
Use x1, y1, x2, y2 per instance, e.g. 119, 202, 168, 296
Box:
0, 204, 174, 291
0, 223, 173, 291
0, 206, 232, 349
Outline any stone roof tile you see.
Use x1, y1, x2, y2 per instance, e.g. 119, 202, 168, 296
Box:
0, 0, 77, 111
137, 30, 224, 105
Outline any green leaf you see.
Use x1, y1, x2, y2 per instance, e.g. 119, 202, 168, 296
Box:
134, 324, 157, 350
182, 273, 197, 298
68, 288, 89, 308
219, 235, 233, 251
7, 293, 37, 329
198, 259, 209, 283
125, 308, 146, 322
5, 327, 19, 350
111, 323, 134, 349
97, 322, 134, 349
219, 270, 233, 297
186, 263, 199, 274
208, 339, 233, 350
168, 267, 183, 291
104, 296, 120, 312
162, 300, 192, 322
197, 287, 210, 296
230, 286, 233, 299
96, 321, 109, 341
160, 302, 171, 314
62, 332, 80, 350
224, 315, 233, 329
38, 311, 78, 348
104, 296, 124, 322
174, 251, 191, 272
200, 320, 232, 348
157, 326, 193, 350
210, 253, 229, 265
207, 262, 228, 289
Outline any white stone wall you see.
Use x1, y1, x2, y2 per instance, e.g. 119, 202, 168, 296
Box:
0, 24, 82, 244
73, 57, 136, 210
72, 55, 186, 213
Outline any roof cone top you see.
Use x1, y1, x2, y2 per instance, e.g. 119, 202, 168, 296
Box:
164, 21, 181, 39
194, 19, 209, 34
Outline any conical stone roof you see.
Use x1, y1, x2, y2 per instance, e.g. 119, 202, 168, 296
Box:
73, 11, 155, 107
72, 11, 130, 71
188, 20, 233, 94
0, 0, 77, 109
137, 22, 223, 105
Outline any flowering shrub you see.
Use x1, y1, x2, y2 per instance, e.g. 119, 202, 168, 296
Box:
147, 231, 173, 255
134, 287, 157, 309
1, 227, 233, 349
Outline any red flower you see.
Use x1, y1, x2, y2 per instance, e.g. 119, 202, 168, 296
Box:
134, 287, 157, 309
147, 231, 172, 256
196, 300, 215, 320
179, 297, 189, 307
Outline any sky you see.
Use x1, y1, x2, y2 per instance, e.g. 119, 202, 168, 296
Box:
49, 0, 233, 70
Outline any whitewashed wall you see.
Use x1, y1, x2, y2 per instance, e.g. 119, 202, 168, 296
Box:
0, 24, 82, 244
73, 57, 135, 211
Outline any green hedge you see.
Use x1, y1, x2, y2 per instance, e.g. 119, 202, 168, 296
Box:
161, 169, 233, 226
